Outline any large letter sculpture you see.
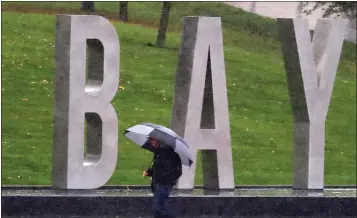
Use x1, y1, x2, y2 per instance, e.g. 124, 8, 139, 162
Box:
171, 17, 235, 191
277, 18, 348, 190
53, 15, 120, 189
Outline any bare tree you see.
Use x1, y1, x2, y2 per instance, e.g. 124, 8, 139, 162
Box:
301, 2, 356, 18
156, 1, 171, 48
296, 2, 304, 18
119, 2, 128, 22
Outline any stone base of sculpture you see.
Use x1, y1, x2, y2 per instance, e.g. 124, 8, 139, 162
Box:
2, 185, 356, 217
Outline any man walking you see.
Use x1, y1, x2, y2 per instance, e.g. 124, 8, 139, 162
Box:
143, 137, 182, 218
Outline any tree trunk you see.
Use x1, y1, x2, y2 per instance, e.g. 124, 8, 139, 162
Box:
119, 2, 128, 22
156, 1, 171, 48
81, 1, 95, 12
249, 2, 256, 13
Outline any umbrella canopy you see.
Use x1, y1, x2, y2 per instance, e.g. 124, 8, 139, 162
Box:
124, 123, 193, 166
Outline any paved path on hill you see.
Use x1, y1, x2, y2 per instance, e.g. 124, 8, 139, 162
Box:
225, 2, 356, 43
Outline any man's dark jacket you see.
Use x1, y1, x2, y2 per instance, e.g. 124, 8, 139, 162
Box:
146, 147, 182, 192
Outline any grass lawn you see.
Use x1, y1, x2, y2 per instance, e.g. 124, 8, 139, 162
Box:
1, 2, 356, 186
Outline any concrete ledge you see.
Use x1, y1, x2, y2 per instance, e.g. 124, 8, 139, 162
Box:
2, 184, 356, 190
2, 186, 356, 217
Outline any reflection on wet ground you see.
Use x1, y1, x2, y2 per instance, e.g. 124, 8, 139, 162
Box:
5, 216, 356, 218
2, 187, 356, 197
3, 213, 354, 218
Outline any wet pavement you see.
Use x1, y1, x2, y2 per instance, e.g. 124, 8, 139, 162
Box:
3, 187, 355, 218
4, 216, 355, 218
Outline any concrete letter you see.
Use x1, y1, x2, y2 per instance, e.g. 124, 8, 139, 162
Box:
277, 18, 348, 190
171, 17, 235, 191
53, 15, 120, 189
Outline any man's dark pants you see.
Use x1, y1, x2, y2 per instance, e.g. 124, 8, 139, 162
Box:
153, 184, 174, 217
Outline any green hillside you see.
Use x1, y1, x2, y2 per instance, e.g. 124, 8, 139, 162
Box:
1, 2, 356, 186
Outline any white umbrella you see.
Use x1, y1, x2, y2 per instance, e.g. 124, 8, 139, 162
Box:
124, 123, 193, 166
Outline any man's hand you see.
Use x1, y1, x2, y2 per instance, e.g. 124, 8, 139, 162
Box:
143, 170, 149, 177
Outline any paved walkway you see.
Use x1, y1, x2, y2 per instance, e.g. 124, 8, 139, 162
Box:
3, 216, 343, 218
225, 2, 356, 43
